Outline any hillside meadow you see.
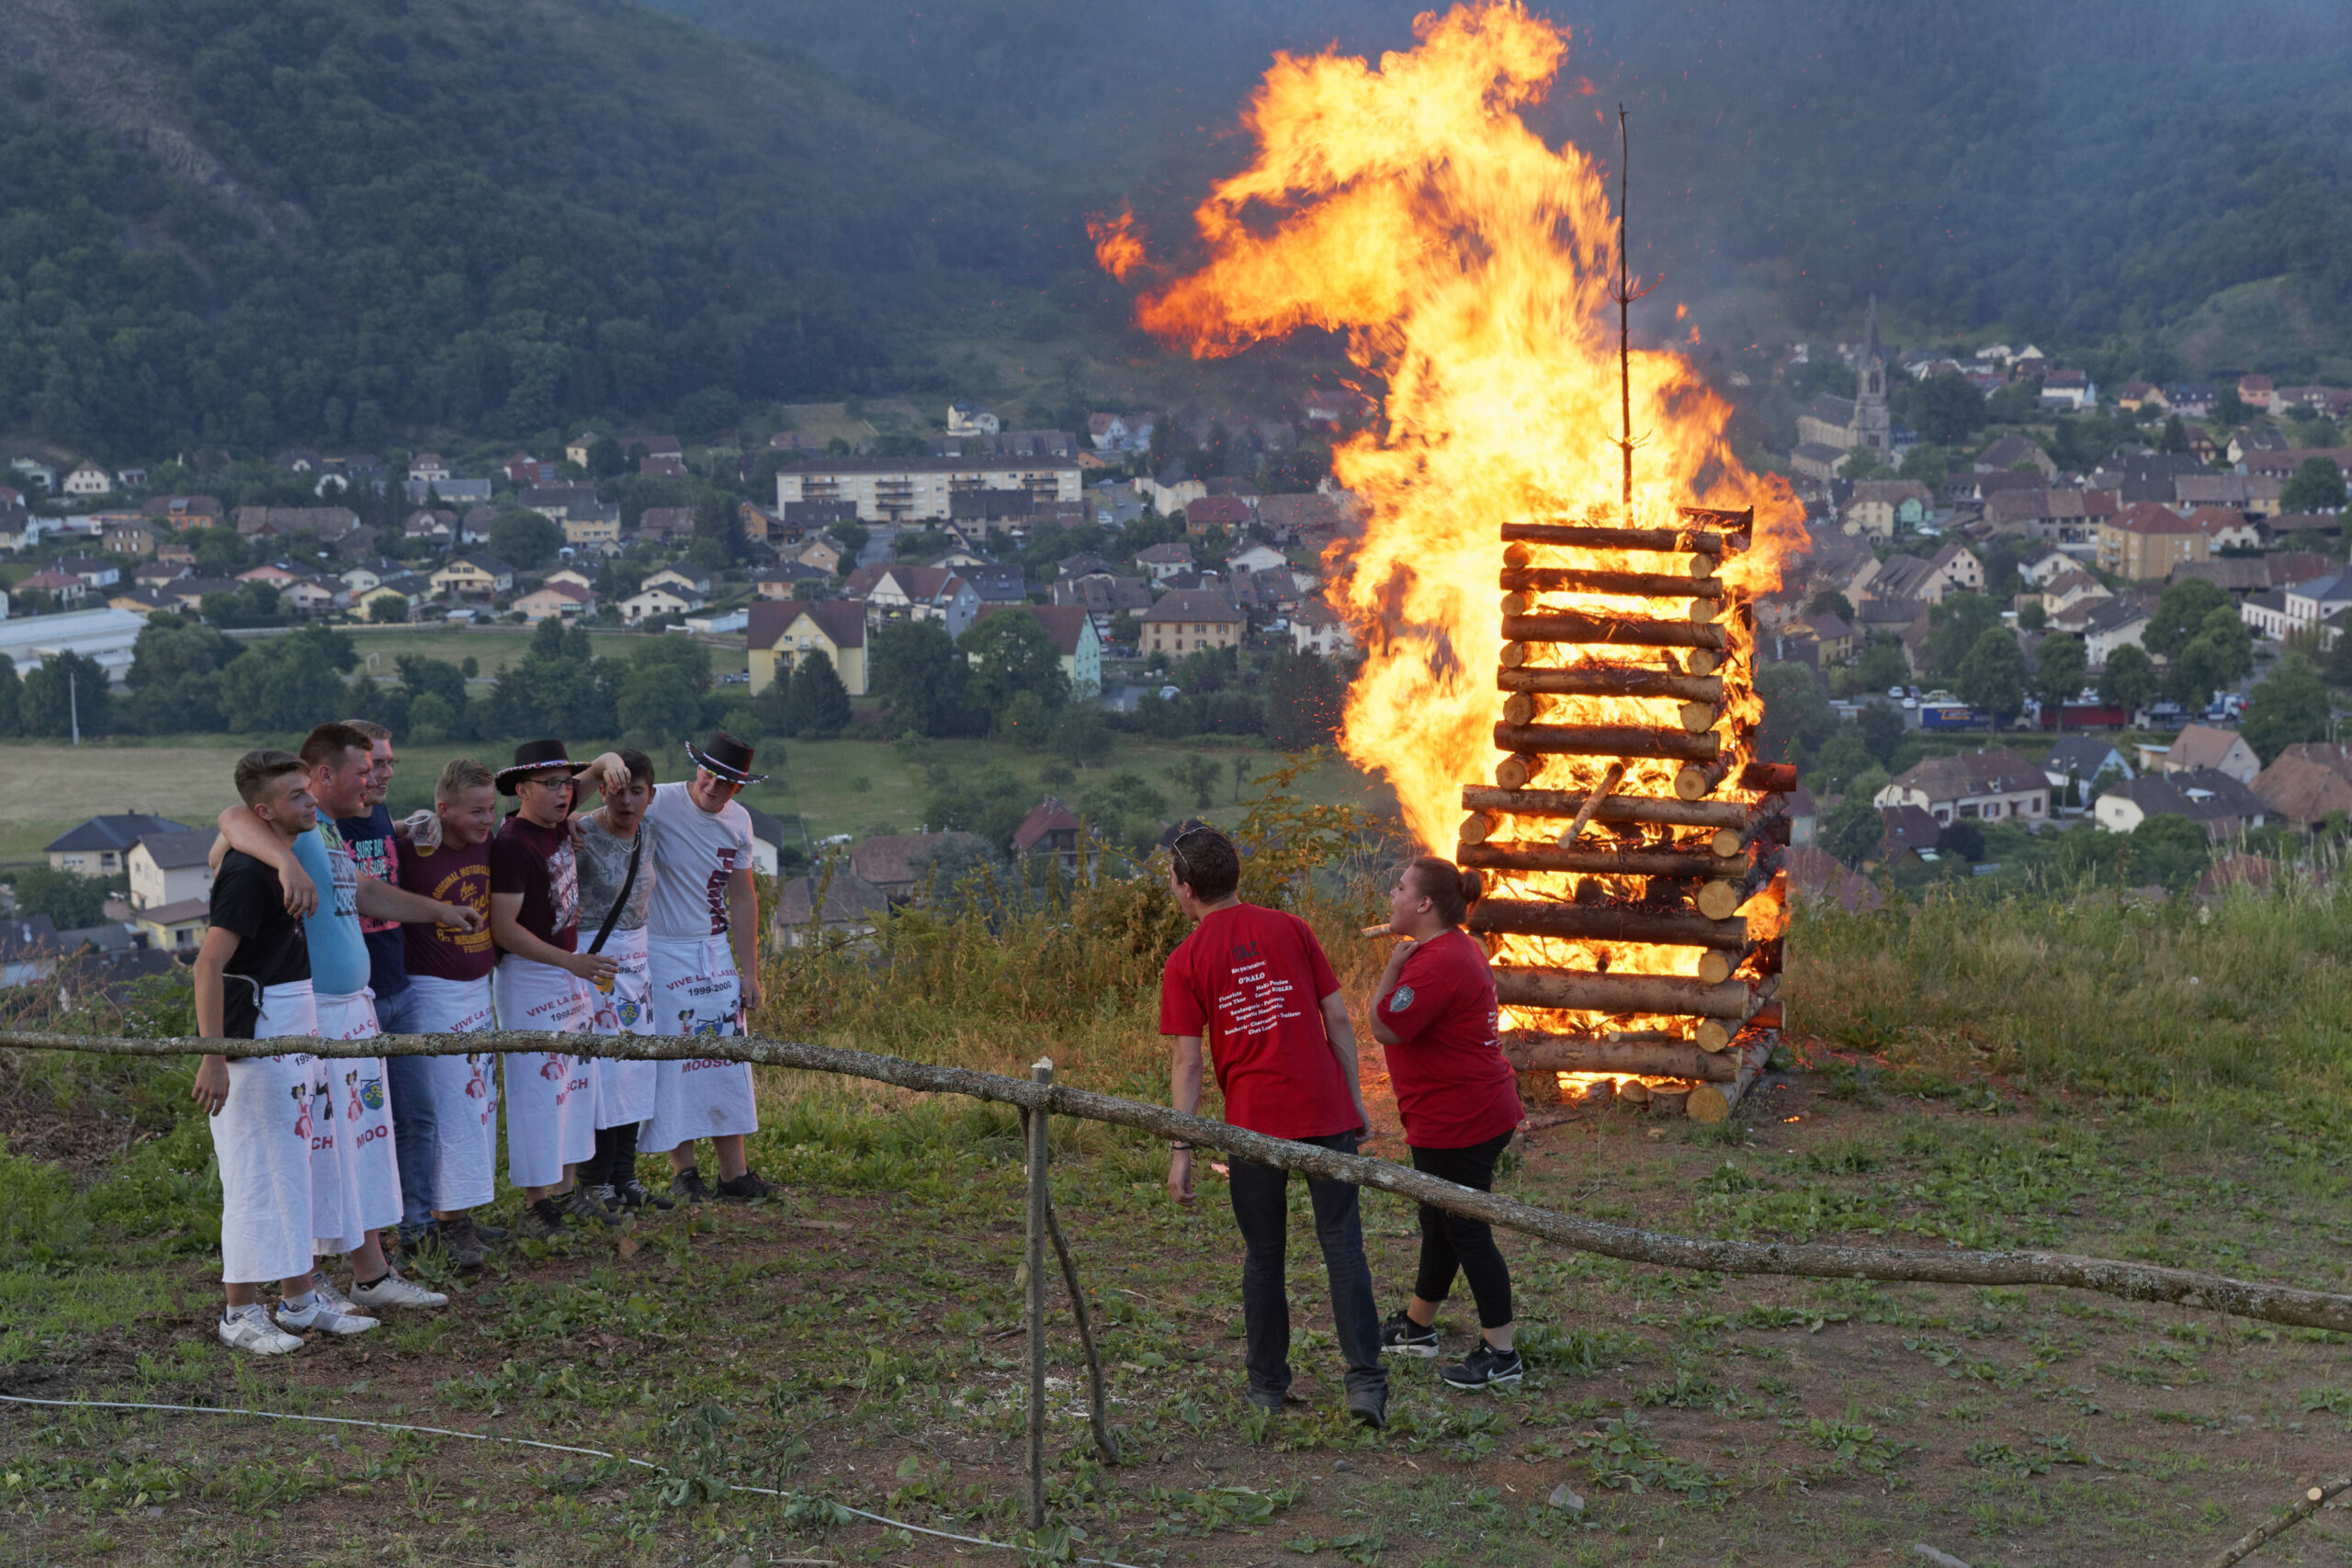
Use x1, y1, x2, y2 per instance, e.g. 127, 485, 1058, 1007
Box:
2, 827, 2349, 1566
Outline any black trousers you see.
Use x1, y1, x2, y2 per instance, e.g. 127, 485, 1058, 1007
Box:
1409, 1130, 1514, 1330
581, 1120, 639, 1190
1225, 1130, 1387, 1404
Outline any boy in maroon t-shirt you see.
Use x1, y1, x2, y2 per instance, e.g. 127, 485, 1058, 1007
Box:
1159, 822, 1387, 1427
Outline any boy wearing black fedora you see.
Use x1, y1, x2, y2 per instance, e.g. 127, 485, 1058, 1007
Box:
579, 733, 776, 1203
488, 740, 621, 1238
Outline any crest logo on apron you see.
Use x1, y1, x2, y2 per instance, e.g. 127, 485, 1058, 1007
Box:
361, 1077, 386, 1111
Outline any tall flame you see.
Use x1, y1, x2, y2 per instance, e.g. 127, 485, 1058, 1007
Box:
1097, 1, 1806, 859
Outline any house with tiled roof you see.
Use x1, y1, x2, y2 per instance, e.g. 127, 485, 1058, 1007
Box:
2251, 743, 2352, 831
2094, 769, 2267, 839
1138, 589, 1244, 658
2098, 502, 2214, 581
748, 599, 868, 695
46, 814, 197, 875
1872, 750, 2049, 826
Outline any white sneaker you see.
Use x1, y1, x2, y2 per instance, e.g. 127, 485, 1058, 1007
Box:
276, 1293, 379, 1337
219, 1303, 303, 1356
310, 1271, 363, 1314
351, 1269, 448, 1311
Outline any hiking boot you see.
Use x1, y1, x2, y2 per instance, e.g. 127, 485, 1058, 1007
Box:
715, 1169, 777, 1202
517, 1197, 569, 1240
469, 1220, 511, 1243
218, 1303, 303, 1357
352, 1269, 449, 1311
1380, 1309, 1441, 1359
613, 1178, 673, 1212
560, 1185, 626, 1227
1440, 1341, 1523, 1392
434, 1215, 491, 1271
670, 1167, 717, 1205
1349, 1390, 1388, 1430
276, 1293, 379, 1337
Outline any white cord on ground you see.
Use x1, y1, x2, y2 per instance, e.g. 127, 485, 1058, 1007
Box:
0, 1393, 1148, 1568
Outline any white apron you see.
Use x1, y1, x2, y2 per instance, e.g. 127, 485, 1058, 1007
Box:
588, 925, 657, 1127
407, 974, 499, 1212
311, 989, 401, 1255
492, 955, 596, 1189
211, 981, 318, 1286
639, 934, 757, 1153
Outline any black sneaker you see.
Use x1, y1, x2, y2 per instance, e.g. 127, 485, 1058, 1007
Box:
670, 1167, 717, 1205
517, 1196, 569, 1240
1380, 1309, 1441, 1359
560, 1186, 626, 1227
1349, 1392, 1387, 1430
470, 1220, 512, 1243
614, 1178, 674, 1212
715, 1169, 777, 1202
1441, 1342, 1523, 1391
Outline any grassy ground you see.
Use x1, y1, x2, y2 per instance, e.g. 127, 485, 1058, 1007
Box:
0, 734, 1387, 869
2, 863, 2350, 1565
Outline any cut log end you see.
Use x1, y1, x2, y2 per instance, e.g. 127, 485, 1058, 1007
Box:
1695, 880, 1742, 920
1683, 1083, 1733, 1122
1460, 811, 1498, 846
1496, 754, 1536, 791
1708, 827, 1742, 858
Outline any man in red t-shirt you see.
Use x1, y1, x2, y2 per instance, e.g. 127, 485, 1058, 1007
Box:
1159, 822, 1387, 1427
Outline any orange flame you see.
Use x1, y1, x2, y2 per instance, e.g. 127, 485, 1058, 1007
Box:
1088, 208, 1148, 282
1104, 2, 1806, 1037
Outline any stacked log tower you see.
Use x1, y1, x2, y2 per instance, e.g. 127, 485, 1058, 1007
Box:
1456, 505, 1790, 1122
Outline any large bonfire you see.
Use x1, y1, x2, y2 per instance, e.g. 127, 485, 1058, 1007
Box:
1098, 3, 1807, 1082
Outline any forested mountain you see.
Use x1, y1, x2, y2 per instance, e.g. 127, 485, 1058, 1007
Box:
4, 0, 2347, 462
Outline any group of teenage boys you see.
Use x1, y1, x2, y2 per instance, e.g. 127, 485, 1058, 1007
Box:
196, 721, 775, 1356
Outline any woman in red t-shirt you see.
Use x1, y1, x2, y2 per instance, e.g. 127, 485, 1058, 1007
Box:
1369, 856, 1524, 1391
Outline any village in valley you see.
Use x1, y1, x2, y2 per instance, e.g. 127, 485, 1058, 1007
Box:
1716, 301, 2352, 905
10, 296, 2352, 963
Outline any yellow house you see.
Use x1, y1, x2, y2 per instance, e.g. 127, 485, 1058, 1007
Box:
2098, 502, 2211, 581
563, 511, 621, 550
748, 600, 869, 695
1138, 589, 1245, 657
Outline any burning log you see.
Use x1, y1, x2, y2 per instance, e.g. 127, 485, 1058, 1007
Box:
1491, 967, 1751, 1018
1673, 759, 1734, 800
1491, 722, 1719, 762
1693, 855, 1781, 920
1502, 1036, 1740, 1081
1460, 784, 1767, 830
1493, 752, 1541, 790
1498, 566, 1726, 599
1692, 975, 1782, 1051
1497, 666, 1723, 702
1501, 611, 1727, 650
1555, 761, 1626, 848
1460, 842, 1734, 879
1684, 1037, 1773, 1123
1470, 898, 1746, 950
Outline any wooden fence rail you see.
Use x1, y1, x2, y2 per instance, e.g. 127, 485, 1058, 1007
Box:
7, 1027, 2352, 1335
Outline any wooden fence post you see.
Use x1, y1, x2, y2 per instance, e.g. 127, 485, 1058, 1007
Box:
1025, 1056, 1052, 1531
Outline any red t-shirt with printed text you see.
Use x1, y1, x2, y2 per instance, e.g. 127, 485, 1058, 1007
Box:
1374, 928, 1520, 1150
1159, 903, 1358, 1140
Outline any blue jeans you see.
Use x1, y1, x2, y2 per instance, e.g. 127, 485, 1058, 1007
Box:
377, 987, 437, 1232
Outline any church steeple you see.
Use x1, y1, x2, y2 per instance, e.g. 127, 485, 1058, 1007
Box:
1854, 294, 1890, 453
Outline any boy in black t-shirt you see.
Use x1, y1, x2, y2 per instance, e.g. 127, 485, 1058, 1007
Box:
192, 750, 377, 1354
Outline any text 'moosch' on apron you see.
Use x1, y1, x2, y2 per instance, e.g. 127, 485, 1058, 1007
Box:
406, 974, 499, 1212
589, 925, 657, 1128
311, 988, 401, 1254
492, 955, 596, 1189
212, 980, 319, 1285
639, 934, 757, 1154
